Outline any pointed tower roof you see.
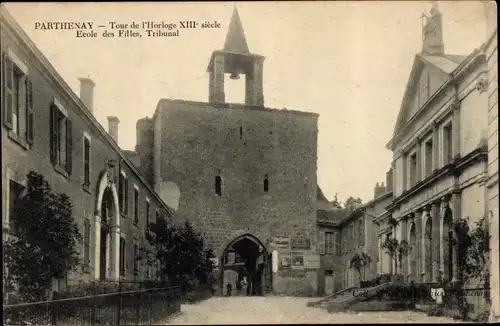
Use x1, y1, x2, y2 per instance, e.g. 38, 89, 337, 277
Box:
223, 6, 250, 54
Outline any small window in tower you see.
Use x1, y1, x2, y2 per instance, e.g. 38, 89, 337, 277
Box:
264, 175, 269, 192
239, 126, 243, 139
215, 176, 222, 196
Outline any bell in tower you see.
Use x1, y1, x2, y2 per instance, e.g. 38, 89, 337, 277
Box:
207, 6, 265, 106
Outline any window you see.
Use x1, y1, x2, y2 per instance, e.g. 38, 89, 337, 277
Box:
8, 180, 25, 233
119, 172, 128, 215
3, 51, 34, 145
146, 200, 150, 227
424, 138, 433, 178
215, 175, 222, 196
133, 187, 139, 224
325, 232, 334, 254
443, 122, 453, 165
409, 152, 417, 187
264, 174, 269, 192
239, 126, 243, 139
133, 243, 139, 274
335, 232, 341, 255
83, 214, 91, 268
83, 134, 91, 187
155, 210, 159, 223
359, 220, 365, 246
50, 102, 72, 174
120, 238, 126, 276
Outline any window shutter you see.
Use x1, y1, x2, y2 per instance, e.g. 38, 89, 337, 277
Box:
66, 119, 72, 174
118, 173, 123, 212
125, 177, 129, 215
25, 78, 34, 144
319, 231, 325, 255
50, 106, 58, 164
3, 53, 14, 130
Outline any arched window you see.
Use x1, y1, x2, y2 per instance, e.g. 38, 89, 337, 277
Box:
264, 174, 269, 192
215, 176, 222, 196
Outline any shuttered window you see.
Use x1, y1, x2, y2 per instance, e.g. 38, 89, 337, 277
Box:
119, 172, 128, 215
120, 238, 126, 276
335, 232, 341, 255
83, 136, 91, 186
325, 232, 334, 254
83, 216, 91, 266
3, 52, 34, 145
49, 103, 72, 175
319, 231, 325, 254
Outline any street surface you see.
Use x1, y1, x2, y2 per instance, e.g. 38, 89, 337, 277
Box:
155, 296, 464, 324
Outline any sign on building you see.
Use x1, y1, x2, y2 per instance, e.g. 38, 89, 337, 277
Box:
227, 252, 235, 265
272, 235, 290, 249
304, 253, 320, 269
291, 232, 311, 250
291, 252, 304, 269
272, 250, 279, 273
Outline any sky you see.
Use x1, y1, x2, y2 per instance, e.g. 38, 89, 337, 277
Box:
3, 1, 487, 204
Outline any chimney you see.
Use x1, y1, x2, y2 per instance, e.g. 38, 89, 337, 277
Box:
374, 182, 386, 199
107, 116, 120, 144
386, 168, 394, 192
78, 78, 95, 113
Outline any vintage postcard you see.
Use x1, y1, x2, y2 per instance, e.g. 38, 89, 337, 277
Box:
1, 1, 498, 325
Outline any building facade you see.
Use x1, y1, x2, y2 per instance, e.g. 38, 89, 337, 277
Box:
1, 7, 173, 293
316, 178, 392, 295
133, 8, 320, 296
382, 3, 489, 292
483, 1, 499, 322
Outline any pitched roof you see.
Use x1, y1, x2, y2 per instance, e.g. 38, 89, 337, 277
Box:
223, 6, 250, 54
420, 54, 466, 74
389, 52, 468, 142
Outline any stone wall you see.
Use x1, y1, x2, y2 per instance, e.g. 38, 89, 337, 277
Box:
143, 99, 319, 295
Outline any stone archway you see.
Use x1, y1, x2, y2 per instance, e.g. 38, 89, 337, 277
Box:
95, 167, 120, 281
408, 222, 417, 281
424, 216, 433, 282
442, 207, 454, 282
219, 233, 271, 297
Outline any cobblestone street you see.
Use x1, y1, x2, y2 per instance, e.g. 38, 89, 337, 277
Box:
157, 297, 464, 324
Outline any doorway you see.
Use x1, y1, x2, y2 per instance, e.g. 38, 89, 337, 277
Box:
221, 235, 270, 296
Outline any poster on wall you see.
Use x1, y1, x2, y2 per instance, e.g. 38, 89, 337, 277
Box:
291, 252, 304, 269
272, 250, 279, 273
304, 253, 320, 269
291, 232, 311, 250
227, 252, 235, 265
272, 235, 290, 249
280, 254, 291, 269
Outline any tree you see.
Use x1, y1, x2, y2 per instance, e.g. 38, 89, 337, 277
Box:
344, 196, 362, 211
349, 252, 372, 282
381, 237, 398, 274
397, 240, 411, 274
145, 219, 214, 291
453, 216, 490, 288
3, 171, 82, 303
381, 237, 411, 275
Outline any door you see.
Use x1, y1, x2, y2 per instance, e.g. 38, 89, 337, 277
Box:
325, 270, 334, 295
